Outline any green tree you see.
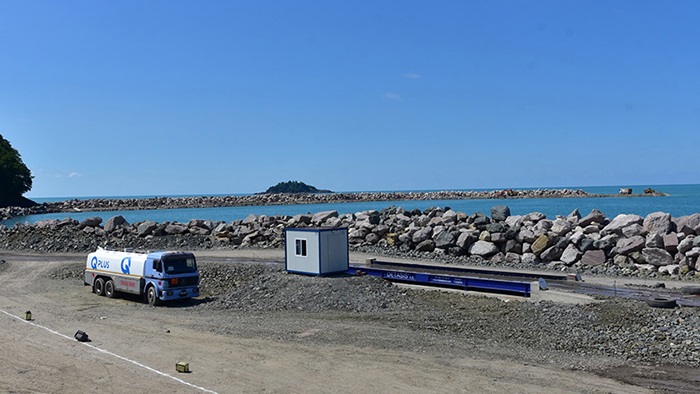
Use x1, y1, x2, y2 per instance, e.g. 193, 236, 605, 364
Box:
0, 134, 33, 202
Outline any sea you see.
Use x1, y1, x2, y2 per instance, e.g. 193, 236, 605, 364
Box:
3, 184, 700, 227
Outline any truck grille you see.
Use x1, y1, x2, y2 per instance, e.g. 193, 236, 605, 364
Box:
170, 275, 199, 288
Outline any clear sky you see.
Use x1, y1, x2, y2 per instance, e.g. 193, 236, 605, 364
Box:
1, 1, 699, 198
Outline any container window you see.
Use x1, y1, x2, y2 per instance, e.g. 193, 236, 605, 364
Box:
295, 239, 307, 256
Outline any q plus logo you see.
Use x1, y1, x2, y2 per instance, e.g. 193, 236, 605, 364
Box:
121, 257, 132, 274
90, 256, 98, 269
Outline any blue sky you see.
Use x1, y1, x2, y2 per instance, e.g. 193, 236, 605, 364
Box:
1, 1, 699, 198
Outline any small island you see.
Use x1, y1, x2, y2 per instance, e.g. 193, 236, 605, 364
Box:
261, 181, 333, 194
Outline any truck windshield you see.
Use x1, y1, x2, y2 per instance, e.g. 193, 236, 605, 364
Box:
163, 256, 197, 274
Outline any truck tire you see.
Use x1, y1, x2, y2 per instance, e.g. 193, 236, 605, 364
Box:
94, 278, 105, 296
646, 297, 677, 309
146, 286, 160, 306
105, 280, 116, 298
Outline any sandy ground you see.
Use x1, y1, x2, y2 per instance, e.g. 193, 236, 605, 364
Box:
0, 250, 690, 393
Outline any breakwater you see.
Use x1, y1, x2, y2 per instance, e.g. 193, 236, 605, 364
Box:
1, 188, 666, 222
1, 203, 697, 280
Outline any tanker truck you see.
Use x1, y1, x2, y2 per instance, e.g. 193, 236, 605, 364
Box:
84, 247, 200, 306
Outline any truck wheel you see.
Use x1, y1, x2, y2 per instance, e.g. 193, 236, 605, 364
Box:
94, 278, 105, 296
646, 297, 677, 308
105, 280, 116, 298
146, 286, 160, 306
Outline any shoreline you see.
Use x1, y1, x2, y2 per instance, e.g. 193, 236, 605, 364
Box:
1, 188, 666, 221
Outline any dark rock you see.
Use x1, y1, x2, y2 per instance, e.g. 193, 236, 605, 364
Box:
433, 231, 456, 249
579, 209, 606, 227
472, 212, 490, 227
485, 223, 506, 233
616, 236, 645, 255
491, 206, 510, 222
164, 223, 188, 235
137, 221, 158, 237
78, 217, 102, 229
412, 228, 433, 244
505, 239, 522, 254
456, 232, 477, 250
642, 248, 673, 266
293, 214, 312, 225
415, 239, 436, 252
540, 246, 563, 262
103, 215, 127, 233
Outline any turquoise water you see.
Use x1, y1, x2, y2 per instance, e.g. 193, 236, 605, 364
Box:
5, 184, 700, 227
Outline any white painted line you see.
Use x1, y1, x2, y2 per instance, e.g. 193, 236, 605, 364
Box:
0, 309, 218, 394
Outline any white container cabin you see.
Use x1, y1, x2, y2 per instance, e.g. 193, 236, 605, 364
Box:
284, 228, 349, 275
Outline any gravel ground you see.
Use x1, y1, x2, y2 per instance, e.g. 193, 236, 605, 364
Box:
0, 250, 696, 393
48, 258, 700, 369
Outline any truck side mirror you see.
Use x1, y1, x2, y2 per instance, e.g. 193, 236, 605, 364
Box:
153, 260, 162, 272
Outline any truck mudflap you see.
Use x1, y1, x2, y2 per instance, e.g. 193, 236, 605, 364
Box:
159, 286, 200, 301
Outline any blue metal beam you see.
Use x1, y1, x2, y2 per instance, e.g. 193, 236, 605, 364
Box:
347, 267, 535, 297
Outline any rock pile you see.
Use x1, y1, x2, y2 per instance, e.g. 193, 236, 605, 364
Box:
2, 205, 699, 279
1, 189, 590, 220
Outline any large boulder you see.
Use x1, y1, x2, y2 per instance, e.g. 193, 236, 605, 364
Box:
415, 239, 436, 252
164, 223, 188, 235
579, 209, 606, 227
137, 221, 158, 237
644, 212, 673, 235
103, 215, 127, 233
491, 206, 510, 222
539, 246, 563, 262
646, 232, 664, 248
434, 230, 456, 249
675, 214, 700, 236
468, 240, 498, 256
312, 210, 338, 225
663, 233, 679, 253
561, 244, 582, 265
242, 214, 257, 224
365, 233, 380, 245
580, 249, 606, 266
472, 212, 491, 227
456, 231, 477, 250
292, 214, 312, 225
602, 214, 644, 235
531, 234, 551, 256
642, 248, 673, 266
678, 237, 695, 254
551, 218, 573, 236
78, 217, 102, 229
442, 209, 458, 223
188, 226, 210, 235
615, 236, 645, 255
412, 228, 433, 244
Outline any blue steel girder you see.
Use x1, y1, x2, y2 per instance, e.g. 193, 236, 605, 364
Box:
348, 268, 533, 297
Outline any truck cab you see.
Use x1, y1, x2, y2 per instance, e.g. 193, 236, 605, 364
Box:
143, 251, 200, 305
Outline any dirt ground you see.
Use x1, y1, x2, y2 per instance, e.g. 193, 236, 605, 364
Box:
0, 250, 696, 393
